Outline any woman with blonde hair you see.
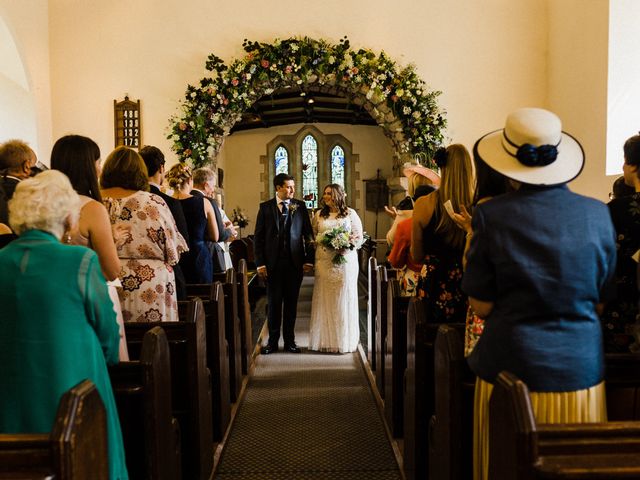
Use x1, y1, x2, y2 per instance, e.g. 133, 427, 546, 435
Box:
101, 147, 187, 323
410, 143, 474, 322
165, 162, 219, 284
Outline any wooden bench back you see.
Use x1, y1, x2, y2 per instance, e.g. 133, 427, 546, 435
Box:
367, 256, 378, 370
384, 278, 410, 437
236, 259, 254, 374
109, 326, 181, 480
0, 380, 108, 479
430, 323, 474, 480
605, 352, 640, 420
375, 264, 388, 397
210, 269, 243, 402
490, 370, 640, 479
124, 298, 214, 480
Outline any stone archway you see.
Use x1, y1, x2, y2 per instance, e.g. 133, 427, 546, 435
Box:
168, 37, 447, 172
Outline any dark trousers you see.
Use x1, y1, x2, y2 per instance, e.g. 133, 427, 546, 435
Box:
266, 258, 303, 346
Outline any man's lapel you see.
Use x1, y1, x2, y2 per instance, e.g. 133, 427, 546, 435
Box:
271, 198, 281, 232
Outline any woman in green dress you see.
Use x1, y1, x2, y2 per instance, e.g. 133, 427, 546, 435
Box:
0, 170, 128, 479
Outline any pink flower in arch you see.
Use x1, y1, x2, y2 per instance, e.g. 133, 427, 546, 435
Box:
261, 59, 270, 68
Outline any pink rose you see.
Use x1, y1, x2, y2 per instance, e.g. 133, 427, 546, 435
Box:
184, 148, 192, 156
391, 95, 399, 102
261, 59, 270, 68
231, 78, 239, 86
285, 65, 293, 74
179, 122, 187, 131
352, 67, 359, 74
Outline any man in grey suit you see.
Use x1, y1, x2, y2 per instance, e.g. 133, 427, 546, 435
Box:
192, 167, 237, 273
254, 173, 314, 354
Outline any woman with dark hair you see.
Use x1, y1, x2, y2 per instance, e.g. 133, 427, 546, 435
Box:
309, 183, 363, 353
410, 144, 474, 323
51, 135, 127, 359
101, 147, 187, 323
601, 133, 640, 352
165, 162, 219, 284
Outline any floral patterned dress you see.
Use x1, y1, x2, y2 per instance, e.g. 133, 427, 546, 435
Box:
103, 191, 188, 323
416, 211, 467, 323
601, 192, 640, 352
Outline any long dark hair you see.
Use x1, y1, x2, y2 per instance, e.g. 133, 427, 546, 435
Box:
472, 154, 509, 205
50, 135, 102, 201
319, 183, 349, 218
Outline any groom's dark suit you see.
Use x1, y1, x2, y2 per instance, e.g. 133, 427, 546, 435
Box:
254, 197, 314, 348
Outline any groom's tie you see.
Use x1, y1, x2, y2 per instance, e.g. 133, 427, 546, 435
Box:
279, 201, 289, 230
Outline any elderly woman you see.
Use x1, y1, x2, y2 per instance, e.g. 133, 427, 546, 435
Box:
101, 147, 188, 323
0, 170, 128, 479
463, 108, 616, 480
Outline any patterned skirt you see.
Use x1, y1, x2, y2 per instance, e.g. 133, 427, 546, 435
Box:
416, 254, 468, 323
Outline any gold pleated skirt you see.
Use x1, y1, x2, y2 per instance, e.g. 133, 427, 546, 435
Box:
473, 377, 606, 480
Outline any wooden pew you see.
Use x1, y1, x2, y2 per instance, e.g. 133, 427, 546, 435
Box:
403, 295, 465, 480
605, 353, 640, 421
185, 281, 231, 442
0, 380, 108, 479
367, 256, 378, 370
229, 239, 248, 271
490, 370, 640, 479
109, 326, 181, 480
124, 298, 214, 480
236, 259, 254, 374
429, 323, 475, 480
384, 278, 410, 437
375, 264, 389, 397
193, 269, 242, 402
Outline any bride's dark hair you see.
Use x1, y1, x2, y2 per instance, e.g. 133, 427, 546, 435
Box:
319, 183, 349, 218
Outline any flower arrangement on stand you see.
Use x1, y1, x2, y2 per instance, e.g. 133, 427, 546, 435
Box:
168, 36, 447, 170
232, 207, 249, 238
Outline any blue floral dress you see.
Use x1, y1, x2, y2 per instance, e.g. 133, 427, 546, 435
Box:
601, 192, 640, 352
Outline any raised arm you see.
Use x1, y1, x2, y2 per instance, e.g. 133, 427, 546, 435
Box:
349, 208, 364, 249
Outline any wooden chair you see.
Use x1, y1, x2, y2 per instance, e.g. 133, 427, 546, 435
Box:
236, 259, 254, 373
384, 278, 410, 437
109, 326, 181, 480
0, 380, 108, 479
367, 256, 378, 370
185, 281, 231, 441
124, 298, 214, 480
490, 370, 640, 479
429, 323, 475, 480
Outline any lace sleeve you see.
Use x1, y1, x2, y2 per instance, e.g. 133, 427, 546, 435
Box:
349, 208, 364, 249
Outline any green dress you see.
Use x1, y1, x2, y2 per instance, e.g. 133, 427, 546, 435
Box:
0, 230, 128, 480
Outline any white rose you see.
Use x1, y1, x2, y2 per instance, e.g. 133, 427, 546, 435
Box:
402, 106, 411, 115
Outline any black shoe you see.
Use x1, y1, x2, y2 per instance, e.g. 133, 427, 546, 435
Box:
284, 343, 301, 353
261, 344, 278, 355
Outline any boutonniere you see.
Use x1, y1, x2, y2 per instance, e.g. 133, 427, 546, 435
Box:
288, 203, 298, 215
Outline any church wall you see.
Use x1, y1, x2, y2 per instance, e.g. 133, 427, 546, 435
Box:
46, 0, 550, 187
548, 0, 612, 201
0, 0, 52, 159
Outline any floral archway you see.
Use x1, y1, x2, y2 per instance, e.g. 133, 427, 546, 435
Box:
168, 36, 447, 170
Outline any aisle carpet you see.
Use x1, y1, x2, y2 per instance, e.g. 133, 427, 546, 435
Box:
214, 277, 401, 479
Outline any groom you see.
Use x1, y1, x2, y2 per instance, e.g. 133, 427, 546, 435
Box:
254, 173, 314, 354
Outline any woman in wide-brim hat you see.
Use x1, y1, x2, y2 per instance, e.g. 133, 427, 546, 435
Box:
461, 108, 616, 480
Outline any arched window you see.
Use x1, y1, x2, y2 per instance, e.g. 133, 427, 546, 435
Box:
330, 145, 345, 187
301, 134, 318, 209
274, 145, 289, 174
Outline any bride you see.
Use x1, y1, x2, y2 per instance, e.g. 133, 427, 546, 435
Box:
309, 184, 364, 353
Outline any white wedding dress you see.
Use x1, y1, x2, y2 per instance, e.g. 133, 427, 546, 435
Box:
309, 208, 364, 353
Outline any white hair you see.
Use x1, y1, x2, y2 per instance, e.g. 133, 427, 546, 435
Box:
9, 170, 80, 238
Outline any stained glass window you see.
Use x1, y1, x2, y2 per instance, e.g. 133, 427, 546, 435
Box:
275, 145, 288, 175
331, 145, 345, 187
301, 134, 318, 209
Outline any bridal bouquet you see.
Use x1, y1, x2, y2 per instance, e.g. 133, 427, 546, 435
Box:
317, 225, 357, 265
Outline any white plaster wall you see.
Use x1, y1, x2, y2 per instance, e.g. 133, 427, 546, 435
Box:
547, 0, 611, 201
47, 0, 548, 169
0, 0, 52, 160
222, 123, 394, 238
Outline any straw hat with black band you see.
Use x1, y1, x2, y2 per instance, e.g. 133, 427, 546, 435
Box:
473, 107, 584, 186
